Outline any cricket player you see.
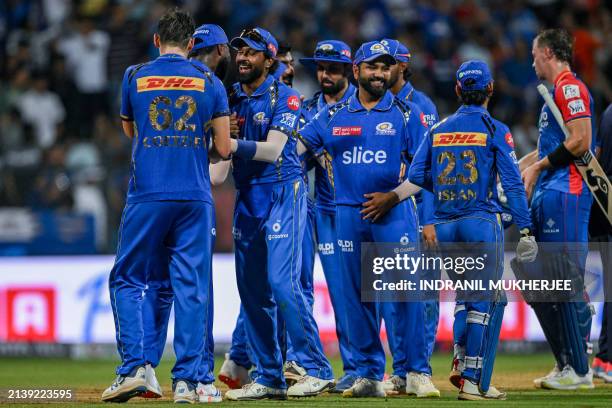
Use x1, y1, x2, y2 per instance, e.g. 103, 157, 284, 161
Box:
139, 24, 232, 403
102, 8, 230, 404
298, 41, 436, 398
277, 41, 295, 86
215, 27, 333, 400
520, 28, 596, 390
409, 59, 537, 400
298, 40, 358, 392
380, 38, 440, 394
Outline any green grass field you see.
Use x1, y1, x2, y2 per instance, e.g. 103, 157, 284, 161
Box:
1, 353, 611, 407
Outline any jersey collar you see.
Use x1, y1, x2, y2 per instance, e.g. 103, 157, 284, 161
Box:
315, 83, 356, 111
553, 70, 574, 88
236, 74, 275, 98
348, 89, 394, 112
157, 53, 187, 61
397, 81, 414, 101
457, 104, 489, 115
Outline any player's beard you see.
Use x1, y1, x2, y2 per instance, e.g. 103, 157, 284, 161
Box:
359, 74, 387, 98
238, 63, 264, 84
215, 56, 230, 81
320, 77, 347, 95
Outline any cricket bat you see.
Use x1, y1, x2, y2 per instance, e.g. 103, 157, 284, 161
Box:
537, 83, 612, 226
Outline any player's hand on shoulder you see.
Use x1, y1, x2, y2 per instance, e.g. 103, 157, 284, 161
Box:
230, 112, 240, 137
516, 228, 538, 263
361, 192, 400, 222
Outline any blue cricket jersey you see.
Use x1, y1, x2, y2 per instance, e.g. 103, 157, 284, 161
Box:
408, 104, 532, 230
299, 90, 427, 206
300, 84, 356, 213
120, 53, 229, 204
396, 81, 439, 127
228, 75, 302, 188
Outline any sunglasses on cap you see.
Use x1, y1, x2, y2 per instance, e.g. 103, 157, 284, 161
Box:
314, 48, 344, 58
238, 28, 266, 45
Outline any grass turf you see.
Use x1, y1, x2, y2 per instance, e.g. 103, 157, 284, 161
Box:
1, 353, 611, 407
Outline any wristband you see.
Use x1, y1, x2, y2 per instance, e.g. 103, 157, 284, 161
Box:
547, 143, 577, 168
519, 228, 532, 237
234, 139, 257, 160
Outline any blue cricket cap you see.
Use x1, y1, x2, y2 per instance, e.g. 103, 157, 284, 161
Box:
230, 27, 278, 58
380, 38, 411, 62
353, 41, 396, 65
456, 60, 493, 91
192, 24, 228, 52
299, 40, 352, 68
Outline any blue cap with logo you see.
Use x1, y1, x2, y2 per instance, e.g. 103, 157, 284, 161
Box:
192, 24, 228, 52
299, 40, 352, 68
353, 41, 396, 65
380, 38, 411, 62
230, 27, 278, 58
456, 60, 493, 91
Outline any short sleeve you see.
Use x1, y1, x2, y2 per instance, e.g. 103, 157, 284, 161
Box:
270, 89, 301, 137
120, 66, 134, 121
553, 79, 591, 123
212, 76, 230, 119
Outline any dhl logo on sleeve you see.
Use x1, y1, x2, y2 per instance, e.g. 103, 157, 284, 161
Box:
137, 76, 205, 92
433, 132, 487, 147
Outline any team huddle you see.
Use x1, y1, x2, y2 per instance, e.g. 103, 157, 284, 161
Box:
101, 7, 598, 404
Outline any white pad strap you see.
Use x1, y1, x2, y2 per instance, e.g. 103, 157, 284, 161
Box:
464, 356, 483, 369
454, 304, 466, 316
467, 310, 490, 326
454, 344, 465, 360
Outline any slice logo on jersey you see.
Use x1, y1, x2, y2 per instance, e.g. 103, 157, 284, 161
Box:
568, 99, 586, 115
280, 112, 297, 128
342, 147, 387, 164
253, 111, 269, 125
287, 95, 300, 111
332, 126, 362, 136
375, 122, 396, 135
563, 84, 580, 99
433, 132, 487, 147
504, 132, 515, 148
136, 76, 205, 92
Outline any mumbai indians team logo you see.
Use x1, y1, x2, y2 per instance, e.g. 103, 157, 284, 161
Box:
375, 122, 396, 135
369, 43, 387, 53
253, 111, 269, 125
318, 43, 334, 51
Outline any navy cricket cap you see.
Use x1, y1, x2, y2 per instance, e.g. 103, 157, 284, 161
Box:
272, 61, 288, 81
456, 60, 493, 91
192, 24, 228, 52
230, 27, 278, 58
353, 41, 396, 66
299, 40, 352, 68
381, 39, 411, 62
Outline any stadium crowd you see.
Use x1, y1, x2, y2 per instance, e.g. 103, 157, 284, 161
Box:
0, 0, 610, 252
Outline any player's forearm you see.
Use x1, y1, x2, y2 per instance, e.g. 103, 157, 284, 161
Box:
518, 149, 538, 172
564, 118, 591, 157
121, 120, 134, 139
211, 116, 231, 159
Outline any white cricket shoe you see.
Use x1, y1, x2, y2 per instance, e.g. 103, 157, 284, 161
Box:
287, 375, 334, 397
382, 375, 406, 395
458, 378, 507, 400
533, 364, 560, 388
218, 353, 250, 390
173, 380, 197, 404
284, 361, 307, 386
224, 382, 287, 401
541, 365, 595, 390
406, 372, 440, 398
342, 377, 386, 398
101, 366, 147, 402
197, 383, 222, 403
140, 364, 163, 399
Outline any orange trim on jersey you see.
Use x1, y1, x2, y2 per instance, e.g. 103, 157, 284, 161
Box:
569, 163, 583, 195
136, 76, 205, 92
433, 132, 487, 147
